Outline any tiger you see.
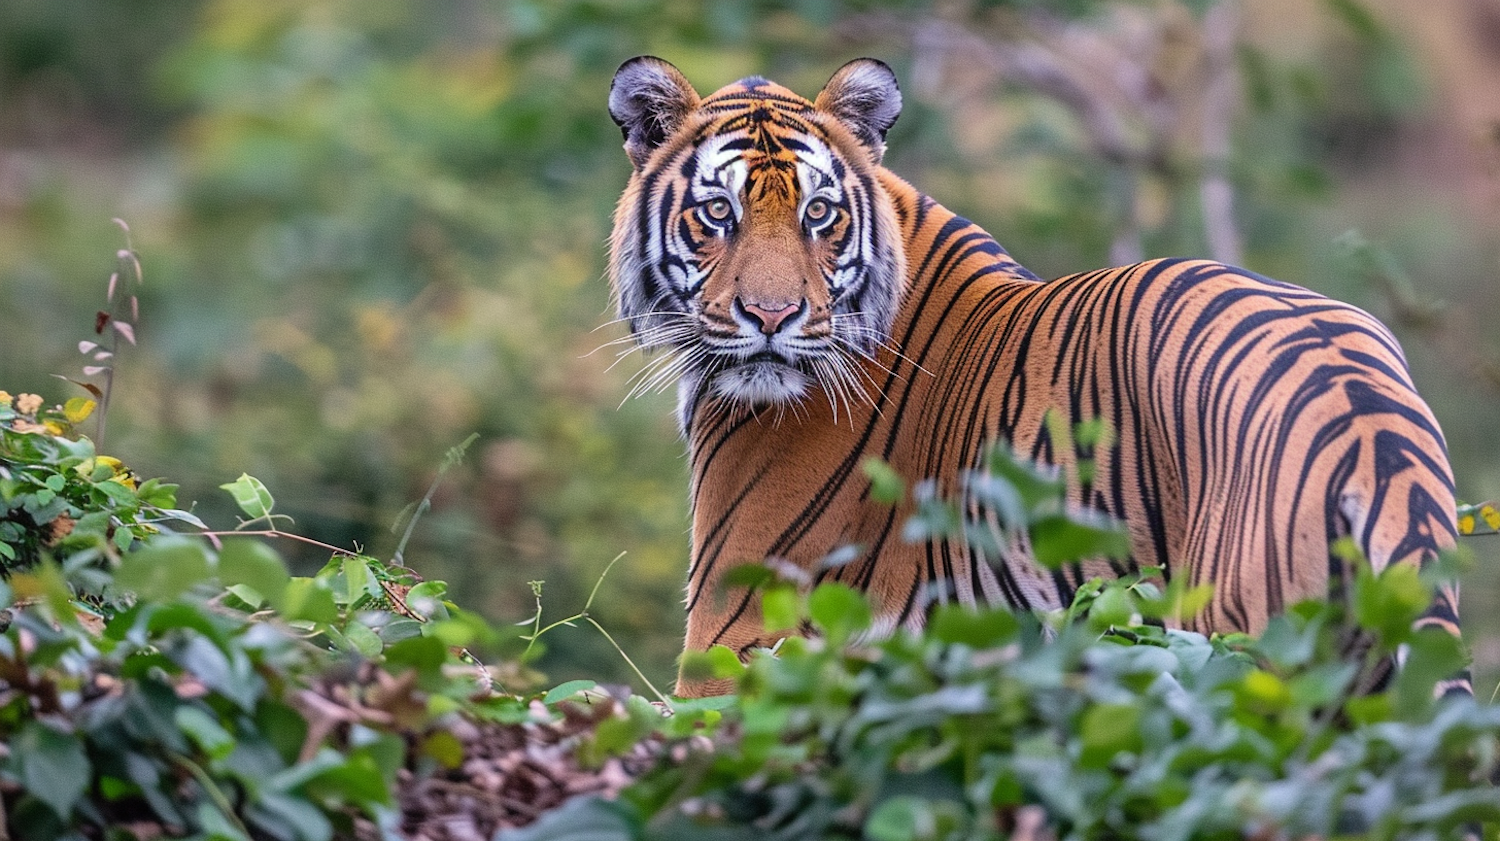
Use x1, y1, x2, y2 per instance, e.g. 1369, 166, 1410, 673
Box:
605, 56, 1465, 698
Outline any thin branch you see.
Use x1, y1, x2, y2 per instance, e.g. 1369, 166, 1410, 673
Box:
1198, 0, 1244, 265
904, 14, 1152, 263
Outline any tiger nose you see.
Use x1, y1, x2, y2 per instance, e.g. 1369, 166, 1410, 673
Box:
736, 297, 804, 335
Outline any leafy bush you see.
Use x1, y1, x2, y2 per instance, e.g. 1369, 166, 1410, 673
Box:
518, 572, 1498, 841
3, 393, 1497, 840
0, 396, 531, 839
512, 439, 1498, 841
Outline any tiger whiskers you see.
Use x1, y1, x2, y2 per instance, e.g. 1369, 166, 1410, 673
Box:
809, 341, 886, 425
832, 312, 931, 380
588, 313, 701, 386
622, 343, 712, 406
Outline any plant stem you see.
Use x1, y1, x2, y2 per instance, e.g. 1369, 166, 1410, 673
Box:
585, 551, 627, 611
170, 752, 253, 839
200, 528, 358, 559
587, 616, 672, 709
392, 433, 478, 567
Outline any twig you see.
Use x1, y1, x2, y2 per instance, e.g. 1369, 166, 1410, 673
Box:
199, 528, 360, 558
392, 433, 479, 567
168, 752, 254, 839
521, 553, 674, 706
586, 616, 673, 708
1198, 0, 1244, 266
908, 15, 1152, 262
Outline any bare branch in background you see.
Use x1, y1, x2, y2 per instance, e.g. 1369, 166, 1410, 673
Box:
842, 2, 1249, 267
1198, 0, 1243, 266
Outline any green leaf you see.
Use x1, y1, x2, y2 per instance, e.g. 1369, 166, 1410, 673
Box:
1392, 626, 1471, 719
405, 580, 451, 620
1079, 703, 1143, 768
95, 478, 140, 507
1030, 513, 1131, 569
176, 706, 236, 761
983, 444, 1066, 512
340, 556, 375, 608
224, 583, 267, 609
246, 790, 333, 841
866, 795, 942, 841
197, 800, 254, 841
544, 679, 599, 704
1086, 585, 1135, 632
863, 457, 905, 505
383, 634, 449, 688
175, 635, 263, 712
1354, 561, 1429, 646
279, 578, 340, 624
341, 620, 385, 658
135, 477, 179, 508
761, 585, 800, 633
379, 617, 425, 643
257, 701, 311, 767
16, 721, 90, 819
422, 730, 465, 769
678, 644, 746, 683
304, 741, 399, 805
496, 795, 634, 841
115, 536, 213, 601
807, 583, 871, 644
218, 538, 290, 606
220, 473, 274, 520
1237, 669, 1291, 716
930, 604, 1019, 648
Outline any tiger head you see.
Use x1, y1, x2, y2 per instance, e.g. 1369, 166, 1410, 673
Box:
607, 57, 908, 425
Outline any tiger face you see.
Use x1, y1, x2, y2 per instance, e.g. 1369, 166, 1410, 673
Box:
608, 57, 908, 425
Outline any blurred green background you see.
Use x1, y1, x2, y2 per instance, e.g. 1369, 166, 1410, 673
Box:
2, 0, 1497, 691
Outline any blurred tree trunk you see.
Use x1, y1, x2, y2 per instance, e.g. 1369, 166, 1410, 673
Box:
845, 0, 1248, 266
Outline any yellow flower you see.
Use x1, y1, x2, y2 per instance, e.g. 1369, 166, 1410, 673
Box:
16, 393, 44, 415
0, 390, 12, 405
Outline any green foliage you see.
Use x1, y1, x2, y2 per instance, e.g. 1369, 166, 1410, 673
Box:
0, 402, 536, 837
1, 3, 1498, 836
514, 440, 1497, 841
1, 391, 203, 573
905, 435, 1132, 571
3, 395, 1497, 839
0, 541, 408, 840
518, 571, 1498, 841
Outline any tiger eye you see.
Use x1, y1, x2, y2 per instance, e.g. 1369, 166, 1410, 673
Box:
704, 198, 733, 222
805, 198, 831, 223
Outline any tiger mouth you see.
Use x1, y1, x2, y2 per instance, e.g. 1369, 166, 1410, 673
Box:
744, 350, 789, 365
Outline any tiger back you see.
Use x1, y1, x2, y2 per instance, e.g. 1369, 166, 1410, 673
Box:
606, 57, 1463, 698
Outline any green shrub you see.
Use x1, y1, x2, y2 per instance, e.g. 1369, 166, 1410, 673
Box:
513, 440, 1498, 841
3, 392, 1497, 840
517, 571, 1498, 841
0, 396, 520, 839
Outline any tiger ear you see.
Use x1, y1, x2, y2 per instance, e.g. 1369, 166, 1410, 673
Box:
815, 58, 902, 162
609, 56, 701, 171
